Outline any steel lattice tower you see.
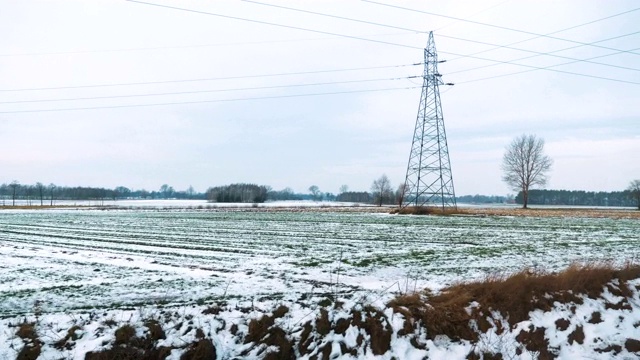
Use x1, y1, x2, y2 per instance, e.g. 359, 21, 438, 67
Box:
402, 31, 456, 210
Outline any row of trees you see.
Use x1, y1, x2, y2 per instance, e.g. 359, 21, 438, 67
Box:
0, 182, 205, 206
310, 177, 400, 206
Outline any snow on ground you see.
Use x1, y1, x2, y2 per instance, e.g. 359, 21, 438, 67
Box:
2, 281, 640, 359
2, 209, 637, 316
1, 208, 639, 358
2, 199, 367, 208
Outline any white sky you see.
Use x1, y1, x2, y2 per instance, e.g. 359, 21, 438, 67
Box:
1, 0, 638, 196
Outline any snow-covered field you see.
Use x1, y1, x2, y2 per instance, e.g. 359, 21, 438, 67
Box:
2, 199, 365, 208
1, 209, 639, 359
1, 209, 637, 316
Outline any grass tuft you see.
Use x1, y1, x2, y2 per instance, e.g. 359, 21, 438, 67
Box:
180, 339, 216, 360
15, 322, 42, 360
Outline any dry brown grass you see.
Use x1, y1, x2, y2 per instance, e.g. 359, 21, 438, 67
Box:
388, 262, 640, 342
54, 325, 82, 350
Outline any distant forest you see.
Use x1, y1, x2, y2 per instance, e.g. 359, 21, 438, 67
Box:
1, 181, 636, 207
515, 189, 636, 207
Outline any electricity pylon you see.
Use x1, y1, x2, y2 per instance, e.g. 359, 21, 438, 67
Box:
402, 31, 457, 210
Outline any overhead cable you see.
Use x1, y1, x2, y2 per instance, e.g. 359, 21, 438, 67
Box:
362, 0, 640, 56
0, 32, 416, 58
438, 33, 640, 72
0, 86, 420, 114
445, 31, 640, 75
241, 0, 638, 73
126, 0, 421, 50
240, 0, 426, 33
446, 5, 640, 61
0, 76, 416, 104
440, 50, 640, 85
433, 0, 513, 32
0, 63, 422, 92
454, 46, 640, 84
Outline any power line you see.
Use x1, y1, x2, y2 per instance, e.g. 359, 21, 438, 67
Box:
126, 0, 422, 50
440, 49, 640, 85
438, 33, 640, 72
445, 31, 640, 76
362, 0, 640, 56
124, 0, 639, 84
240, 0, 426, 34
445, 5, 640, 61
0, 86, 420, 114
433, 0, 513, 32
454, 46, 640, 84
240, 0, 638, 69
0, 62, 421, 92
240, 0, 638, 74
0, 76, 416, 104
0, 31, 419, 58
241, 0, 640, 71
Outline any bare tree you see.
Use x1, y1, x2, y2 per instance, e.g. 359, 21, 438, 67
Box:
395, 183, 407, 207
159, 184, 174, 199
308, 185, 321, 201
628, 179, 640, 210
502, 134, 553, 208
0, 183, 6, 206
9, 181, 19, 206
48, 183, 56, 206
36, 182, 45, 206
339, 184, 349, 194
371, 174, 392, 207
115, 186, 131, 200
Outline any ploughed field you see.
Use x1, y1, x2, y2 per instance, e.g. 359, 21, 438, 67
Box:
0, 209, 638, 317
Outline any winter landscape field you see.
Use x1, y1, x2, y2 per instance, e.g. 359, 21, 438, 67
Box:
1, 207, 640, 359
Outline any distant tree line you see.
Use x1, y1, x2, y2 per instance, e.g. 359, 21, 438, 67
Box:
336, 191, 371, 203
457, 195, 509, 204
8, 179, 635, 209
266, 187, 302, 201
206, 183, 269, 203
516, 189, 636, 207
0, 181, 205, 206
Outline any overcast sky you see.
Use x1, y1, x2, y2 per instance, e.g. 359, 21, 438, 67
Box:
1, 0, 638, 196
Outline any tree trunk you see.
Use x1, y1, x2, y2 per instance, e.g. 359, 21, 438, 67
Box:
522, 189, 528, 209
